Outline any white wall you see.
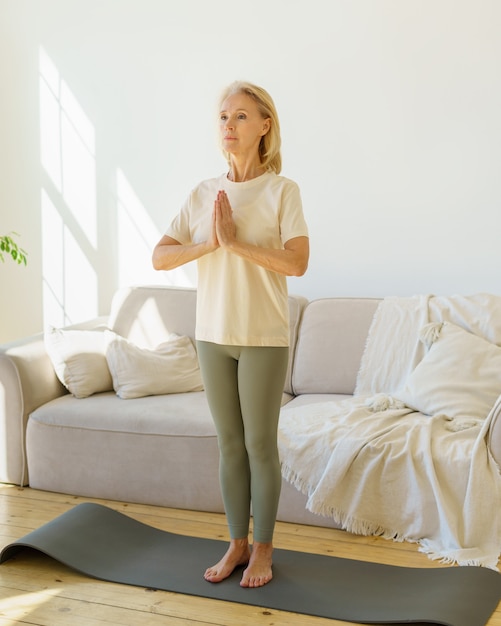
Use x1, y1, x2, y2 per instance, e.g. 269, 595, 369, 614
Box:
1, 0, 500, 342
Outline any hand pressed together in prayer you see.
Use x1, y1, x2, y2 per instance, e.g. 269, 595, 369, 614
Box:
213, 190, 236, 248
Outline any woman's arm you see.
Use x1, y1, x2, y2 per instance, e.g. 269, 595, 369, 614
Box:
152, 235, 218, 271
214, 190, 309, 277
224, 235, 309, 276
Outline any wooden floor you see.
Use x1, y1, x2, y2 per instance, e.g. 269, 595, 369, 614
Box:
0, 485, 500, 626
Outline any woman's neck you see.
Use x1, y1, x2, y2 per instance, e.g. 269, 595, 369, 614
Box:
228, 158, 265, 183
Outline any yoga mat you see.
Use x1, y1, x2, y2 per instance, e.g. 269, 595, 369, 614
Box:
1, 503, 500, 626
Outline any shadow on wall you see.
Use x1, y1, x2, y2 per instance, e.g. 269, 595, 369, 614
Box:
38, 46, 192, 331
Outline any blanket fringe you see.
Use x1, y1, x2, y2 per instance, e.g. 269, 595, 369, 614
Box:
281, 463, 501, 570
418, 544, 500, 571
281, 464, 312, 497
281, 464, 408, 543
315, 505, 408, 544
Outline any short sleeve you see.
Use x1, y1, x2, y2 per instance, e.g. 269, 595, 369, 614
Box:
279, 180, 309, 245
165, 195, 192, 245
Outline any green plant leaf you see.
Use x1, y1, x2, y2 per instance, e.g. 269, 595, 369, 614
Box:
0, 232, 28, 266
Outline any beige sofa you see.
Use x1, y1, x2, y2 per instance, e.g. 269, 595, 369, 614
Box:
2, 285, 501, 532
0, 285, 380, 527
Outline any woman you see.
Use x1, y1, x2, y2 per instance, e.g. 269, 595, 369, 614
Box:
152, 81, 309, 588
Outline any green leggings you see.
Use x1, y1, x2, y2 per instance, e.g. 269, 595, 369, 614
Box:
196, 341, 289, 543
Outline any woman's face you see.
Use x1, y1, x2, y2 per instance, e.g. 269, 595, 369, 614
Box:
219, 93, 270, 158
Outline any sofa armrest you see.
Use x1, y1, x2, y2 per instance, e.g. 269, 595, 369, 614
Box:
0, 316, 108, 485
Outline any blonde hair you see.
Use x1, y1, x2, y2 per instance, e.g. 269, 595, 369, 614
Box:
219, 81, 282, 175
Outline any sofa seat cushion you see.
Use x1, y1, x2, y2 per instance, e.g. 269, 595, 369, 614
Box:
29, 391, 214, 435
31, 390, 294, 434
26, 389, 294, 510
26, 391, 224, 511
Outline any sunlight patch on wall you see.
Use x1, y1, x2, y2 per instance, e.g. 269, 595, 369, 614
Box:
39, 51, 62, 193
116, 168, 160, 287
59, 81, 97, 248
40, 190, 64, 327
39, 47, 97, 248
41, 190, 97, 327
39, 46, 98, 328
38, 46, 194, 331
116, 168, 194, 288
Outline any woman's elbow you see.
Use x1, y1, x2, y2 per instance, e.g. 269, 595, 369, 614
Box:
287, 255, 308, 276
292, 248, 309, 276
151, 246, 166, 271
291, 260, 308, 277
151, 252, 160, 271
285, 237, 309, 277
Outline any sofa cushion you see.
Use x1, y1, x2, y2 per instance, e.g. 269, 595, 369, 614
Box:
27, 391, 224, 511
396, 321, 501, 419
108, 286, 198, 348
29, 391, 215, 434
26, 390, 332, 520
44, 327, 113, 398
104, 331, 204, 399
292, 298, 380, 395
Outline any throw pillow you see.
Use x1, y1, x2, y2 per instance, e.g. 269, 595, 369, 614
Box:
45, 327, 113, 398
395, 321, 501, 419
104, 330, 204, 399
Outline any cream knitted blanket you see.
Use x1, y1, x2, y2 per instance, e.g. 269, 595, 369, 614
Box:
279, 295, 501, 569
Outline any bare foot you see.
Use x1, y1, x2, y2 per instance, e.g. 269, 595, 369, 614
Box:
204, 538, 251, 583
240, 542, 273, 588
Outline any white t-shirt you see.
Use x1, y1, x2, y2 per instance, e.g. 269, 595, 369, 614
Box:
165, 171, 308, 346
